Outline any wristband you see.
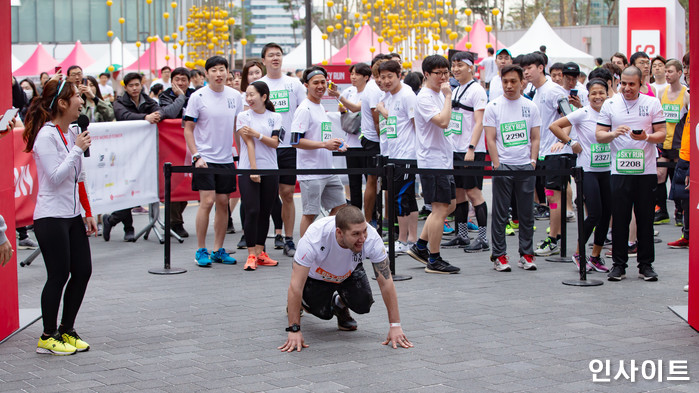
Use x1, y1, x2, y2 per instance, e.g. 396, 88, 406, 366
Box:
257, 133, 264, 141
390, 323, 401, 328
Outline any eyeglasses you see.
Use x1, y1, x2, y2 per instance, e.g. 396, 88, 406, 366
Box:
49, 80, 67, 109
429, 71, 450, 77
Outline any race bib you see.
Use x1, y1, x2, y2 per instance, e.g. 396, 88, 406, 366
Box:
321, 122, 333, 142
385, 116, 397, 139
448, 112, 463, 135
590, 143, 611, 168
662, 103, 680, 123
500, 120, 528, 147
378, 115, 387, 135
615, 149, 645, 174
270, 90, 290, 113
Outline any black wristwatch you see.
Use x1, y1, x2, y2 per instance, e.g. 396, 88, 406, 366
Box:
468, 144, 476, 150
192, 153, 201, 164
285, 323, 301, 333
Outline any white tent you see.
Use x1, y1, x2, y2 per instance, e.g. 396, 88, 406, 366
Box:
507, 13, 595, 71
12, 54, 21, 72
84, 37, 138, 75
284, 25, 339, 70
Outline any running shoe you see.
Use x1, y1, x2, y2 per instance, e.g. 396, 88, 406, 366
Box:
571, 253, 592, 272
464, 238, 490, 253
443, 221, 455, 235
668, 236, 689, 249
534, 204, 550, 220
172, 224, 189, 238
675, 209, 684, 227
638, 265, 659, 281
195, 248, 212, 267
628, 242, 638, 257
102, 214, 113, 242
684, 285, 689, 292
407, 243, 429, 265
17, 237, 38, 250
467, 220, 479, 231
283, 239, 296, 257
257, 251, 278, 266
518, 254, 537, 270
588, 255, 609, 273
534, 237, 559, 256
418, 206, 431, 220
441, 236, 470, 248
244, 255, 257, 271
386, 241, 410, 255
97, 223, 103, 237
425, 256, 460, 274
653, 210, 670, 224
36, 333, 77, 356
491, 255, 511, 272
211, 248, 236, 264
566, 210, 576, 222
124, 229, 135, 242
509, 220, 519, 230
332, 294, 358, 331
274, 234, 285, 249
61, 330, 90, 352
607, 265, 626, 281
654, 230, 659, 236
237, 235, 247, 249
505, 223, 515, 236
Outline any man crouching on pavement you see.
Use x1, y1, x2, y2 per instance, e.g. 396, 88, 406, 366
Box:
279, 205, 413, 352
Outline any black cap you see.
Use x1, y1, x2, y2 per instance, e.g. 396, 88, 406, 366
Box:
562, 62, 580, 77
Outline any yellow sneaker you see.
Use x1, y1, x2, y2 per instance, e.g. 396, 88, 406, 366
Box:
37, 334, 77, 355
61, 331, 90, 352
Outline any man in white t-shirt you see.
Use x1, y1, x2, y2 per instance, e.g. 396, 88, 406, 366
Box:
150, 66, 172, 91
562, 62, 589, 108
376, 60, 418, 254
595, 66, 666, 282
279, 206, 412, 352
260, 43, 308, 257
484, 64, 542, 272
488, 49, 513, 102
479, 47, 497, 88
446, 51, 490, 252
98, 72, 114, 102
291, 66, 347, 237
183, 56, 243, 267
405, 55, 460, 274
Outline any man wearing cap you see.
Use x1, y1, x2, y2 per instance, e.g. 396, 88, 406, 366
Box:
488, 49, 513, 102
562, 62, 589, 108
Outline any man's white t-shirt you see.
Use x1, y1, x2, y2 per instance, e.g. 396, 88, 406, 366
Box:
291, 98, 334, 181
489, 75, 503, 102
236, 109, 282, 170
98, 83, 114, 98
184, 85, 243, 164
566, 105, 609, 172
415, 88, 453, 169
484, 95, 542, 166
597, 94, 665, 176
480, 57, 498, 83
570, 82, 590, 107
150, 78, 171, 90
380, 85, 417, 159
259, 75, 306, 147
340, 86, 362, 148
294, 216, 386, 283
534, 79, 571, 157
360, 80, 382, 143
449, 80, 488, 153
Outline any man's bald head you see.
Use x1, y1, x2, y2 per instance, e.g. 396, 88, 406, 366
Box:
622, 66, 642, 84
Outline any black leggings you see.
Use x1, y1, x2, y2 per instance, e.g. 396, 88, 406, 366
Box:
238, 175, 279, 247
239, 195, 283, 231
34, 215, 92, 335
582, 171, 612, 247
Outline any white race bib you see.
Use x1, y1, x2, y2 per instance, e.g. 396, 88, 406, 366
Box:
590, 143, 611, 168
615, 149, 644, 174
448, 112, 463, 135
500, 120, 528, 147
270, 90, 290, 113
321, 122, 333, 141
662, 103, 680, 124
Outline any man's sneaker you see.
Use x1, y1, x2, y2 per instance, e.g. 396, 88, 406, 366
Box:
226, 219, 235, 234
97, 223, 103, 237
257, 251, 278, 266
535, 237, 559, 256
243, 255, 257, 271
505, 223, 515, 236
418, 206, 431, 220
654, 230, 659, 237
607, 265, 626, 281
332, 294, 358, 331
684, 284, 689, 292
425, 257, 460, 274
195, 248, 212, 267
566, 210, 576, 222
102, 214, 113, 242
274, 234, 285, 249
491, 255, 511, 272
464, 237, 490, 253
638, 265, 659, 281
386, 241, 410, 255
571, 253, 584, 271
675, 209, 684, 227
124, 229, 135, 242
628, 242, 638, 257
211, 248, 236, 264
441, 236, 470, 248
283, 239, 296, 257
407, 243, 429, 266
668, 236, 689, 249
61, 330, 90, 352
443, 221, 455, 235
518, 254, 537, 270
237, 235, 247, 249
467, 220, 479, 231
534, 204, 550, 220
509, 220, 519, 230
17, 237, 38, 250
588, 255, 609, 273
654, 210, 670, 224
36, 333, 77, 356
172, 224, 189, 238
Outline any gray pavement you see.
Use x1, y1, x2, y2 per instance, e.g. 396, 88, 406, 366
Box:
1, 189, 698, 393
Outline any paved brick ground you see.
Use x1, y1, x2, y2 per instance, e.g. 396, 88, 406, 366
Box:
1, 193, 698, 392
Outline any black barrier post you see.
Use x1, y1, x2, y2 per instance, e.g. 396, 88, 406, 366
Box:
385, 163, 412, 281
546, 156, 571, 263
563, 167, 603, 286
149, 162, 187, 275
375, 154, 386, 240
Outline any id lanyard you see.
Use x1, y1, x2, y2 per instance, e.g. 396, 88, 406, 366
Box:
55, 124, 70, 152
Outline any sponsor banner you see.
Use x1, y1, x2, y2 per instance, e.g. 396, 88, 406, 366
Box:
13, 129, 37, 228
157, 119, 199, 202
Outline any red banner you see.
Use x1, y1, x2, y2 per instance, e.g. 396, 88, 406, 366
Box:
13, 129, 38, 228
157, 119, 200, 202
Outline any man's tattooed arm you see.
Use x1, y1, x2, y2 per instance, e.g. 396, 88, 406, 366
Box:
372, 258, 392, 280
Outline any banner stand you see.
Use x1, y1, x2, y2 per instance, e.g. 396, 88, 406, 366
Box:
134, 202, 184, 245
149, 163, 187, 275
19, 248, 41, 267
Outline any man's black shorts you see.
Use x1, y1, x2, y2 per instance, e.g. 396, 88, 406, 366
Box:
192, 162, 237, 194
360, 137, 381, 170
544, 154, 576, 191
277, 147, 297, 186
420, 173, 456, 204
454, 152, 486, 190
394, 164, 418, 216
659, 147, 680, 160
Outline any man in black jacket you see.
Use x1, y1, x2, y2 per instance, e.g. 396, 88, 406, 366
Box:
159, 67, 197, 238
103, 72, 162, 242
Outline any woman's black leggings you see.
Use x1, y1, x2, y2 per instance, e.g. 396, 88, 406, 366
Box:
238, 175, 279, 247
239, 195, 283, 231
582, 171, 612, 247
34, 215, 92, 335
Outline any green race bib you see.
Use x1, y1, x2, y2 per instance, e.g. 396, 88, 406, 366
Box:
321, 122, 333, 142
590, 143, 611, 168
270, 90, 290, 113
500, 120, 528, 147
615, 149, 644, 174
386, 116, 397, 139
448, 112, 463, 135
662, 103, 681, 123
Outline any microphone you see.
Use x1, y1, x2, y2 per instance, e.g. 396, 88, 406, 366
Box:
77, 114, 90, 158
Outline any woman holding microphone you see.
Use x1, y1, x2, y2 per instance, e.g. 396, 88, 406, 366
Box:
23, 78, 97, 355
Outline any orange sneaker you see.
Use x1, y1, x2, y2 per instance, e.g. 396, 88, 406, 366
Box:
244, 255, 257, 271
256, 251, 279, 266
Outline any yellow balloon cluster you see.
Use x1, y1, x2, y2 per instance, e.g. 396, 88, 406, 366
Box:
185, 3, 239, 68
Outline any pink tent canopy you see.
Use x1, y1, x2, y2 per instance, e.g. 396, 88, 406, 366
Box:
56, 41, 95, 71
12, 43, 59, 77
125, 37, 182, 72
454, 19, 506, 60
328, 24, 390, 65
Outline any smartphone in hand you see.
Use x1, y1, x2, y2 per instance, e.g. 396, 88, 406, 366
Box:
0, 108, 20, 132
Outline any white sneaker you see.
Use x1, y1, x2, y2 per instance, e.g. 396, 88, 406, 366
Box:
518, 255, 537, 270
566, 210, 576, 222
534, 238, 559, 256
385, 241, 409, 255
